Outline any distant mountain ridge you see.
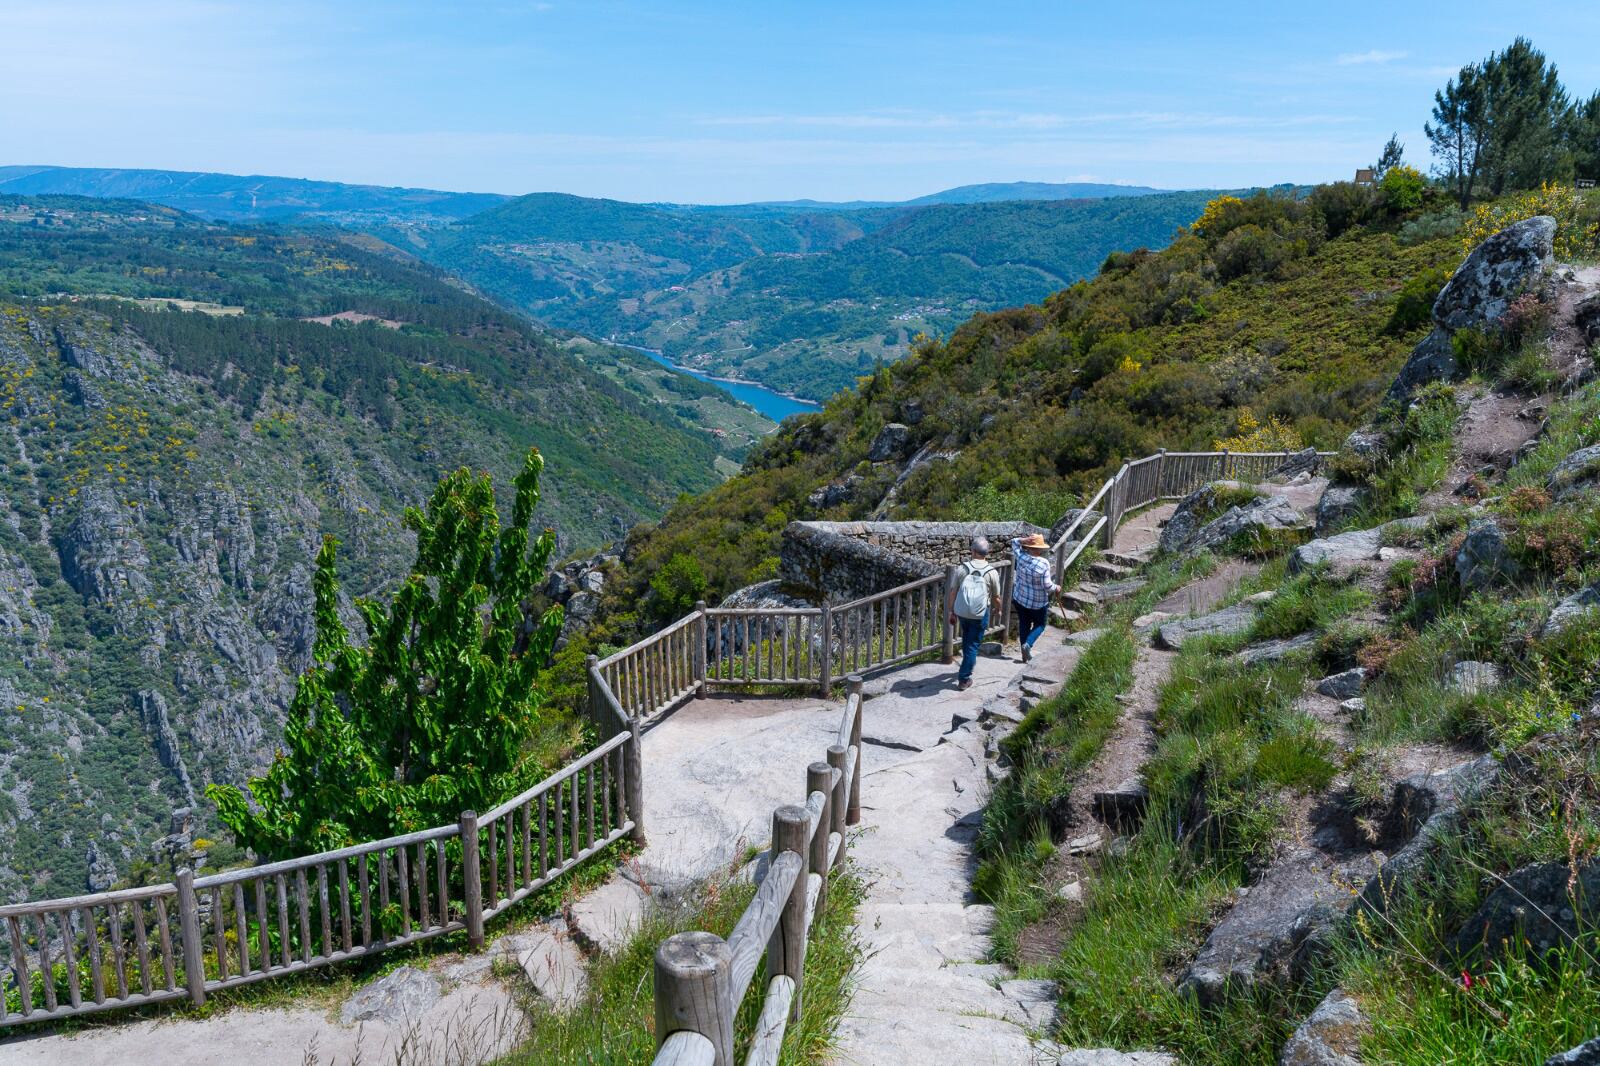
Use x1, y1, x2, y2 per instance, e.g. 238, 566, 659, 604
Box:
391, 188, 1223, 400
0, 166, 1172, 222
0, 166, 509, 223
3, 165, 1211, 400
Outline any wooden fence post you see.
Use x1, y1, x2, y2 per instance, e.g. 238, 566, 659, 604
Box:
768, 805, 810, 1021
459, 811, 485, 951
694, 600, 709, 697
624, 714, 647, 846
1221, 448, 1230, 481
585, 654, 607, 738
846, 676, 864, 825
807, 761, 833, 914
1158, 447, 1168, 497
817, 602, 833, 697
941, 565, 958, 664
826, 744, 848, 843
175, 867, 207, 1007
655, 931, 734, 1066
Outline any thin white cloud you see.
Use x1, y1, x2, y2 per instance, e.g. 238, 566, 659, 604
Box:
694, 110, 1359, 132
1336, 49, 1408, 66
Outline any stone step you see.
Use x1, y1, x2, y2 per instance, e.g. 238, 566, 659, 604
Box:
1050, 605, 1084, 625
1102, 549, 1148, 568
1092, 778, 1150, 832
832, 1008, 1035, 1065
1089, 559, 1133, 579
1064, 589, 1099, 609
847, 963, 1028, 1022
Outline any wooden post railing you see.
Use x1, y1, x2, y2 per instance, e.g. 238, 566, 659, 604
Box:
650, 676, 864, 1066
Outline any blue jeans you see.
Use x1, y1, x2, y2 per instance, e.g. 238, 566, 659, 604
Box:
958, 614, 987, 681
1016, 603, 1048, 650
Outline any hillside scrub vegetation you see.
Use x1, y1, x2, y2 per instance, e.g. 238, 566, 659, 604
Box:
541, 183, 1599, 698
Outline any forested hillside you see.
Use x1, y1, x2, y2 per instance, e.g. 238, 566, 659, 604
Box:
0, 194, 731, 900
549, 181, 1503, 679
385, 188, 1224, 400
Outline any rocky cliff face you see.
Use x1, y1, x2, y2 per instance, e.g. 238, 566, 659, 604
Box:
0, 307, 490, 899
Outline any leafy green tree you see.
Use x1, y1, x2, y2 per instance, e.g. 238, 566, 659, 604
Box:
1427, 38, 1574, 206
1380, 165, 1427, 212
649, 553, 708, 619
1570, 91, 1600, 180
207, 448, 563, 860
1478, 38, 1570, 196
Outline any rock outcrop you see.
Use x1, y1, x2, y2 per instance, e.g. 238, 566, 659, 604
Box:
1388, 215, 1557, 402
1456, 517, 1519, 590
1279, 988, 1368, 1066
1158, 482, 1305, 557
1447, 857, 1600, 962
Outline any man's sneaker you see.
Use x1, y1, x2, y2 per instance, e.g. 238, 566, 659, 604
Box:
1021, 643, 1032, 664
957, 677, 973, 691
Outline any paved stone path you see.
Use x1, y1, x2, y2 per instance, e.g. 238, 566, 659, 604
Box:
829, 634, 1081, 1066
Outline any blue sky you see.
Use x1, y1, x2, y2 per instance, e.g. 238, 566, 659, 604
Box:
4, 2, 1597, 203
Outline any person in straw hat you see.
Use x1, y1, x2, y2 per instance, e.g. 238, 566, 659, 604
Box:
1009, 532, 1060, 663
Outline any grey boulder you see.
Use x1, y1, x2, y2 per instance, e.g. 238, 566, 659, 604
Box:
1448, 660, 1502, 695
1279, 987, 1368, 1066
1056, 1052, 1177, 1066
1548, 443, 1600, 499
1545, 583, 1600, 637
1449, 858, 1600, 963
1386, 327, 1459, 402
1314, 484, 1370, 536
867, 422, 913, 462
1291, 517, 1426, 574
1155, 602, 1257, 649
1455, 518, 1519, 591
1316, 668, 1367, 701
1049, 508, 1104, 545
341, 966, 443, 1025
1432, 215, 1557, 332
1545, 1037, 1600, 1066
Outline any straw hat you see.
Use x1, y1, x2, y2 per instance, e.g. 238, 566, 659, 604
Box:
1017, 533, 1049, 551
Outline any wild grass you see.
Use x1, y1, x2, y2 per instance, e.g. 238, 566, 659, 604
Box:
1330, 382, 1459, 528
1248, 565, 1371, 641
976, 626, 1138, 957
497, 863, 864, 1065
1504, 381, 1600, 491
1145, 642, 1316, 867
1049, 824, 1303, 1066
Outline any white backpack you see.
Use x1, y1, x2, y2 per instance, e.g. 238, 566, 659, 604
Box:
953, 562, 993, 619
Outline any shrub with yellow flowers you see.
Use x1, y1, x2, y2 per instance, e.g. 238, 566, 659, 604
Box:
1461, 183, 1600, 261
1214, 407, 1304, 453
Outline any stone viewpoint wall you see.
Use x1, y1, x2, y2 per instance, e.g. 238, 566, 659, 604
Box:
780, 520, 1044, 603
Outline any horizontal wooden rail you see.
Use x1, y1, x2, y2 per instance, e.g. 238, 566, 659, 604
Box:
650, 677, 864, 1066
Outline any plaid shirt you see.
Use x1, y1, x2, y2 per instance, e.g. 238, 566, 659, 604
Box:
1010, 539, 1059, 609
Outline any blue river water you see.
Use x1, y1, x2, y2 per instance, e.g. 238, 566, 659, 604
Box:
632, 346, 821, 423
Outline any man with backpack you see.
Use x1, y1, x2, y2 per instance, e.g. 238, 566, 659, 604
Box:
947, 536, 1003, 690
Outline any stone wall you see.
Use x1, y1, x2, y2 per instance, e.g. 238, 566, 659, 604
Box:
779, 520, 1044, 603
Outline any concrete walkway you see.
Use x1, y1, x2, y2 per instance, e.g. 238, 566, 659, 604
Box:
830, 634, 1082, 1066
